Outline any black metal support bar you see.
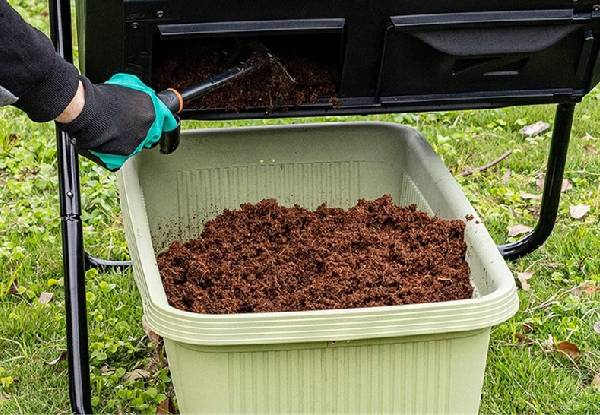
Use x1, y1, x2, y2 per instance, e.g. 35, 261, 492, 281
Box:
49, 0, 93, 413
498, 102, 575, 260
85, 253, 132, 272
60, 214, 92, 414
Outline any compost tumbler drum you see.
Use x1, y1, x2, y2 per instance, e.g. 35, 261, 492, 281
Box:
75, 0, 600, 120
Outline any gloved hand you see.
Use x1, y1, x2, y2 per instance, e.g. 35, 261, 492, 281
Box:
57, 73, 178, 171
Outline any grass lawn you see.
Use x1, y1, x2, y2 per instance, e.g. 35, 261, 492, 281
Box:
1, 0, 599, 413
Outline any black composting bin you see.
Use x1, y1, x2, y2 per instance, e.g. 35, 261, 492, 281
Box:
76, 0, 600, 119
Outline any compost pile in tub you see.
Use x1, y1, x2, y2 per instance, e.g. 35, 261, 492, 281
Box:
153, 39, 337, 111
157, 195, 473, 314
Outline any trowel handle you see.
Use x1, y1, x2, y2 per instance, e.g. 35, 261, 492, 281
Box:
157, 56, 264, 114
156, 89, 183, 154
159, 116, 181, 154
155, 42, 271, 154
157, 88, 184, 114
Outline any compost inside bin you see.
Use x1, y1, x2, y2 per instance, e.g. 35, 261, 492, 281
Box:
158, 195, 473, 314
152, 37, 339, 111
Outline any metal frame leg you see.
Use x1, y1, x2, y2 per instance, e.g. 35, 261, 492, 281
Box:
498, 102, 575, 260
85, 253, 131, 272
49, 0, 92, 413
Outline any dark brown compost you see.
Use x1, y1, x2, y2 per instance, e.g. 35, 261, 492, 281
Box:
158, 195, 473, 314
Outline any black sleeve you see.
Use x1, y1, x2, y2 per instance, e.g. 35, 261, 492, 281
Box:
0, 0, 80, 122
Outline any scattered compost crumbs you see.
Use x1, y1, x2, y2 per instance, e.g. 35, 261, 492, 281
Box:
158, 195, 473, 314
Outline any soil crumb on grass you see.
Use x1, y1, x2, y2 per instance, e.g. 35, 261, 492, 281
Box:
158, 195, 473, 314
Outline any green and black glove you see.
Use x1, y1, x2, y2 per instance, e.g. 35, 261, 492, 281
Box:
58, 73, 177, 171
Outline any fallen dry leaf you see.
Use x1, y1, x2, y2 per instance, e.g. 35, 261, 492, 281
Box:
572, 282, 600, 297
142, 316, 162, 344
509, 224, 533, 237
123, 368, 150, 382
100, 365, 113, 375
521, 121, 550, 137
8, 280, 19, 295
581, 132, 594, 141
46, 350, 67, 366
594, 322, 600, 334
523, 322, 534, 333
556, 341, 581, 359
593, 373, 600, 390
38, 292, 53, 305
502, 169, 511, 185
521, 192, 542, 201
145, 353, 164, 374
516, 271, 534, 291
536, 176, 544, 189
536, 176, 572, 192
515, 333, 534, 345
156, 398, 174, 415
142, 317, 166, 374
584, 144, 599, 155
569, 204, 590, 220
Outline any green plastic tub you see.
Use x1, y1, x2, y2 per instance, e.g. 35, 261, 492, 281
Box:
118, 122, 518, 414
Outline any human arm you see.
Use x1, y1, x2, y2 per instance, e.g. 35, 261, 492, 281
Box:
0, 0, 177, 170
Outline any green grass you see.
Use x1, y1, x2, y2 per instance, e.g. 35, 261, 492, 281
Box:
1, 0, 599, 413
